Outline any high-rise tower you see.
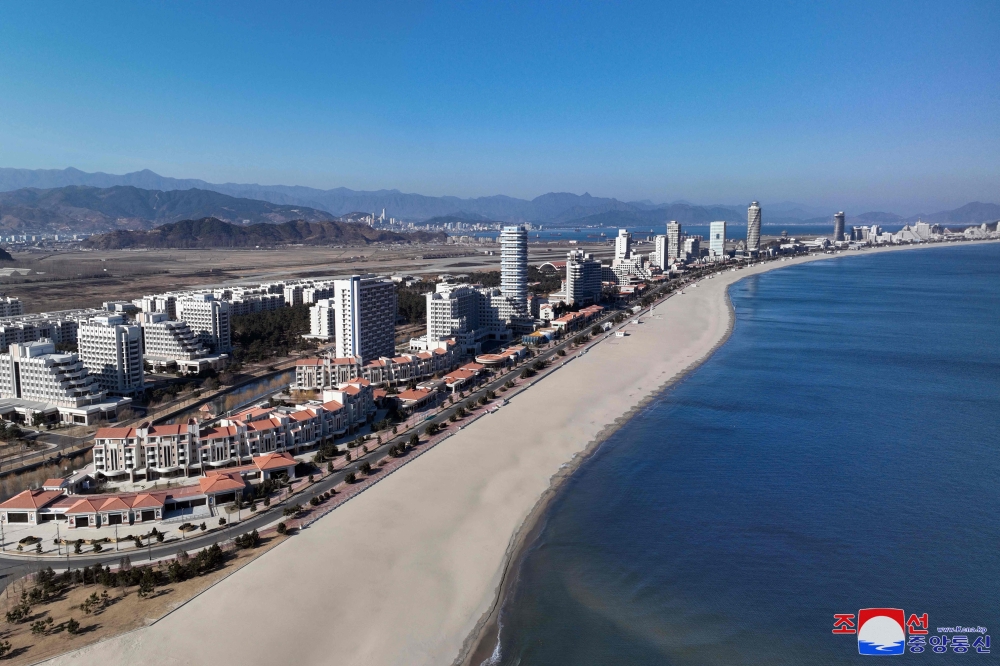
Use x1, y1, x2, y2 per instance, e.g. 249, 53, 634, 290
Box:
666, 221, 682, 262
834, 212, 845, 242
709, 221, 727, 258
747, 202, 761, 253
614, 229, 632, 261
500, 225, 528, 309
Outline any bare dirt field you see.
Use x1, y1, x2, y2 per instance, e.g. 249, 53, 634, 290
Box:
1, 242, 610, 313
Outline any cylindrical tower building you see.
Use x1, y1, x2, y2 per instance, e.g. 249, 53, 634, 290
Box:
834, 212, 845, 242
747, 201, 761, 253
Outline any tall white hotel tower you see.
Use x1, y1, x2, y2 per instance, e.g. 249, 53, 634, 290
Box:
746, 201, 761, 253
500, 225, 528, 309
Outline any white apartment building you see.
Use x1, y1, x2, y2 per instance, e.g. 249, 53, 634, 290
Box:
614, 229, 632, 261
667, 221, 683, 263
500, 225, 528, 308
709, 221, 727, 258
78, 315, 145, 397
332, 275, 396, 363
0, 295, 23, 318
653, 235, 668, 269
683, 237, 701, 260
0, 308, 109, 351
424, 282, 512, 354
133, 295, 177, 320
565, 250, 602, 306
139, 311, 222, 372
0, 340, 129, 425
176, 296, 232, 353
307, 298, 336, 341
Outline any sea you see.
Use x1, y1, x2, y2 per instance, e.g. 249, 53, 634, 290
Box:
486, 242, 1000, 665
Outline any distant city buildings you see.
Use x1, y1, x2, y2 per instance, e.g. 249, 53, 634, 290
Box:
747, 201, 761, 253
0, 295, 23, 318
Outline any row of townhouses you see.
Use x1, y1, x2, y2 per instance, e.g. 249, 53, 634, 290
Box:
92, 378, 374, 481
294, 339, 459, 391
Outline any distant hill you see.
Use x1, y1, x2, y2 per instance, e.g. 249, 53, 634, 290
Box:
2, 168, 998, 227
0, 185, 336, 234
910, 202, 1000, 225
81, 217, 446, 249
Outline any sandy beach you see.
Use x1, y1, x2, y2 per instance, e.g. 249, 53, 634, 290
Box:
49, 242, 993, 666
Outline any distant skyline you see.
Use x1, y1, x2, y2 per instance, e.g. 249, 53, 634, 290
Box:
1, 2, 997, 216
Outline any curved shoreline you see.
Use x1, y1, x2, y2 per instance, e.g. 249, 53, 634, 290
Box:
454, 240, 996, 666
49, 241, 997, 666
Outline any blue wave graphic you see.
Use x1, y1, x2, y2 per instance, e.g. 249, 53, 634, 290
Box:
858, 640, 904, 655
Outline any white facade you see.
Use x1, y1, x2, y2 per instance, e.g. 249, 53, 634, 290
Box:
0, 340, 104, 408
0, 296, 23, 318
614, 229, 632, 261
709, 221, 727, 257
683, 237, 701, 259
667, 221, 682, 263
566, 250, 602, 305
308, 298, 336, 341
332, 275, 396, 363
500, 225, 528, 309
139, 312, 209, 363
747, 201, 761, 253
177, 297, 232, 353
653, 235, 667, 269
425, 282, 513, 353
78, 315, 145, 396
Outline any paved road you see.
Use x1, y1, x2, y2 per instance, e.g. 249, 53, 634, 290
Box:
0, 258, 749, 581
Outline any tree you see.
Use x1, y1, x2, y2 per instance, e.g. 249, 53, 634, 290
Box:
327, 461, 334, 474
263, 495, 270, 508
66, 618, 80, 634
276, 522, 288, 535
345, 472, 356, 483
409, 433, 419, 447
218, 517, 227, 527
250, 499, 257, 512
359, 461, 372, 475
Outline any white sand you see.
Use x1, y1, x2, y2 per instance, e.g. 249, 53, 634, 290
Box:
51, 244, 991, 666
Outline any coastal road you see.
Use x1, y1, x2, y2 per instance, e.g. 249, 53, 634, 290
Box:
0, 254, 749, 580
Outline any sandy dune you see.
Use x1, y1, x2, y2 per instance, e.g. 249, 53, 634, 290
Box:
50, 245, 981, 666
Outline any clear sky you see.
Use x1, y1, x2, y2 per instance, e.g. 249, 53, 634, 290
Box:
1, 1, 997, 214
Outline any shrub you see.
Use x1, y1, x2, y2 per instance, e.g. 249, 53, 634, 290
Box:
359, 461, 372, 474
66, 617, 80, 634
218, 518, 227, 527
309, 496, 319, 506
408, 433, 419, 447
276, 522, 287, 535
345, 472, 356, 484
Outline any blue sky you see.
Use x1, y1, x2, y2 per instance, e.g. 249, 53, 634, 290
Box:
1, 1, 997, 214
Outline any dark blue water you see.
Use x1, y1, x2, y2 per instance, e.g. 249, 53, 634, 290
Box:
490, 243, 1000, 665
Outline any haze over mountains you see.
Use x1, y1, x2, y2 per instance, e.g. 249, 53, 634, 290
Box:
0, 167, 998, 235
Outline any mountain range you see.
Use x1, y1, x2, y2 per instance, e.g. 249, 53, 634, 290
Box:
0, 168, 998, 231
0, 185, 335, 234
82, 217, 445, 250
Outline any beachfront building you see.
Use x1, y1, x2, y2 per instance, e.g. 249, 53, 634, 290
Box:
667, 221, 683, 263
653, 235, 668, 269
565, 250, 602, 306
176, 296, 232, 353
683, 237, 701, 260
500, 225, 529, 310
295, 340, 460, 391
331, 275, 396, 363
0, 340, 130, 425
747, 201, 762, 253
834, 212, 846, 242
709, 221, 727, 258
78, 315, 145, 397
422, 282, 516, 354
614, 229, 632, 261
